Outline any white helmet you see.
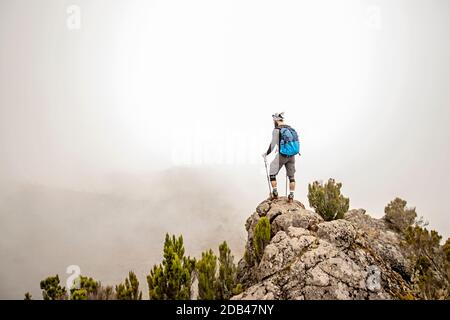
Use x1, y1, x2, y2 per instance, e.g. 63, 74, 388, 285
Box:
272, 112, 285, 121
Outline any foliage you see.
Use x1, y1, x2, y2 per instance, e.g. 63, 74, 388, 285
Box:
34, 237, 242, 300
217, 241, 239, 300
90, 285, 115, 300
443, 238, 450, 264
146, 234, 195, 300
194, 241, 242, 300
308, 179, 349, 221
253, 217, 271, 263
70, 275, 100, 300
40, 275, 67, 300
402, 225, 449, 299
196, 249, 218, 300
232, 283, 243, 296
115, 271, 143, 300
384, 198, 417, 233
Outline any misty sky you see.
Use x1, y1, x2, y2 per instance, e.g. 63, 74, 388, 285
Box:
0, 0, 449, 299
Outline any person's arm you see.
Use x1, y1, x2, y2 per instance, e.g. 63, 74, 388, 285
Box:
265, 128, 279, 156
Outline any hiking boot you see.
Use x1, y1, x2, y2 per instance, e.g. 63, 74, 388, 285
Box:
271, 189, 278, 199
288, 193, 294, 203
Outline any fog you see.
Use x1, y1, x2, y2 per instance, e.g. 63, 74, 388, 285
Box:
1, 0, 449, 299
0, 169, 258, 299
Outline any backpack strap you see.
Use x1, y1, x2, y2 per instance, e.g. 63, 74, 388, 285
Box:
275, 126, 283, 146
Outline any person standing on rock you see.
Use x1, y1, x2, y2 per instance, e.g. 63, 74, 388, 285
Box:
262, 112, 300, 203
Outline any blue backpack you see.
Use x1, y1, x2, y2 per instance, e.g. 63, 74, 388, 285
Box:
279, 126, 300, 156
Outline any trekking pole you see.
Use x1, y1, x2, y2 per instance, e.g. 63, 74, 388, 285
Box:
286, 171, 288, 197
263, 156, 272, 196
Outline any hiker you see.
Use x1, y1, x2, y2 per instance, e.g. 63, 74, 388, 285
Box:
262, 112, 300, 203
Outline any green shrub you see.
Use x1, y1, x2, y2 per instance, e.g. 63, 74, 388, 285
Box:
196, 242, 242, 300
443, 238, 450, 264
40, 275, 67, 300
232, 283, 243, 296
384, 198, 417, 233
308, 179, 349, 221
70, 275, 100, 300
39, 274, 115, 300
34, 236, 243, 300
196, 249, 218, 300
89, 285, 115, 300
116, 271, 142, 300
402, 225, 449, 300
147, 234, 195, 300
217, 241, 240, 300
253, 217, 271, 263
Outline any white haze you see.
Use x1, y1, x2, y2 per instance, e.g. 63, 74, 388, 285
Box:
0, 0, 449, 299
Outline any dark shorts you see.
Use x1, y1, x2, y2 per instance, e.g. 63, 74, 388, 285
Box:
269, 154, 296, 177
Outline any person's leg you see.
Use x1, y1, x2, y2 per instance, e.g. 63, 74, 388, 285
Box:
286, 156, 296, 201
269, 174, 278, 197
270, 177, 277, 190
289, 177, 296, 193
269, 155, 281, 198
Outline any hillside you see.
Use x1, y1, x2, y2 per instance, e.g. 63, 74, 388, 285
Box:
232, 197, 422, 300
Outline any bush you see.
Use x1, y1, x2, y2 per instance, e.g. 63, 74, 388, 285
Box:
89, 285, 115, 300
217, 241, 240, 300
308, 179, 349, 221
253, 217, 271, 263
444, 238, 450, 264
196, 249, 217, 300
147, 234, 195, 300
70, 275, 100, 300
39, 274, 115, 300
402, 225, 449, 300
232, 283, 243, 296
34, 236, 243, 300
384, 198, 417, 233
116, 271, 142, 300
196, 242, 242, 300
40, 275, 67, 300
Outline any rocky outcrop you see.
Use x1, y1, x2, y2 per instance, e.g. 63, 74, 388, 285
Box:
232, 198, 414, 300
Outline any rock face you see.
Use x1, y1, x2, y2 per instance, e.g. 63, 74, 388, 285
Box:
232, 198, 413, 300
